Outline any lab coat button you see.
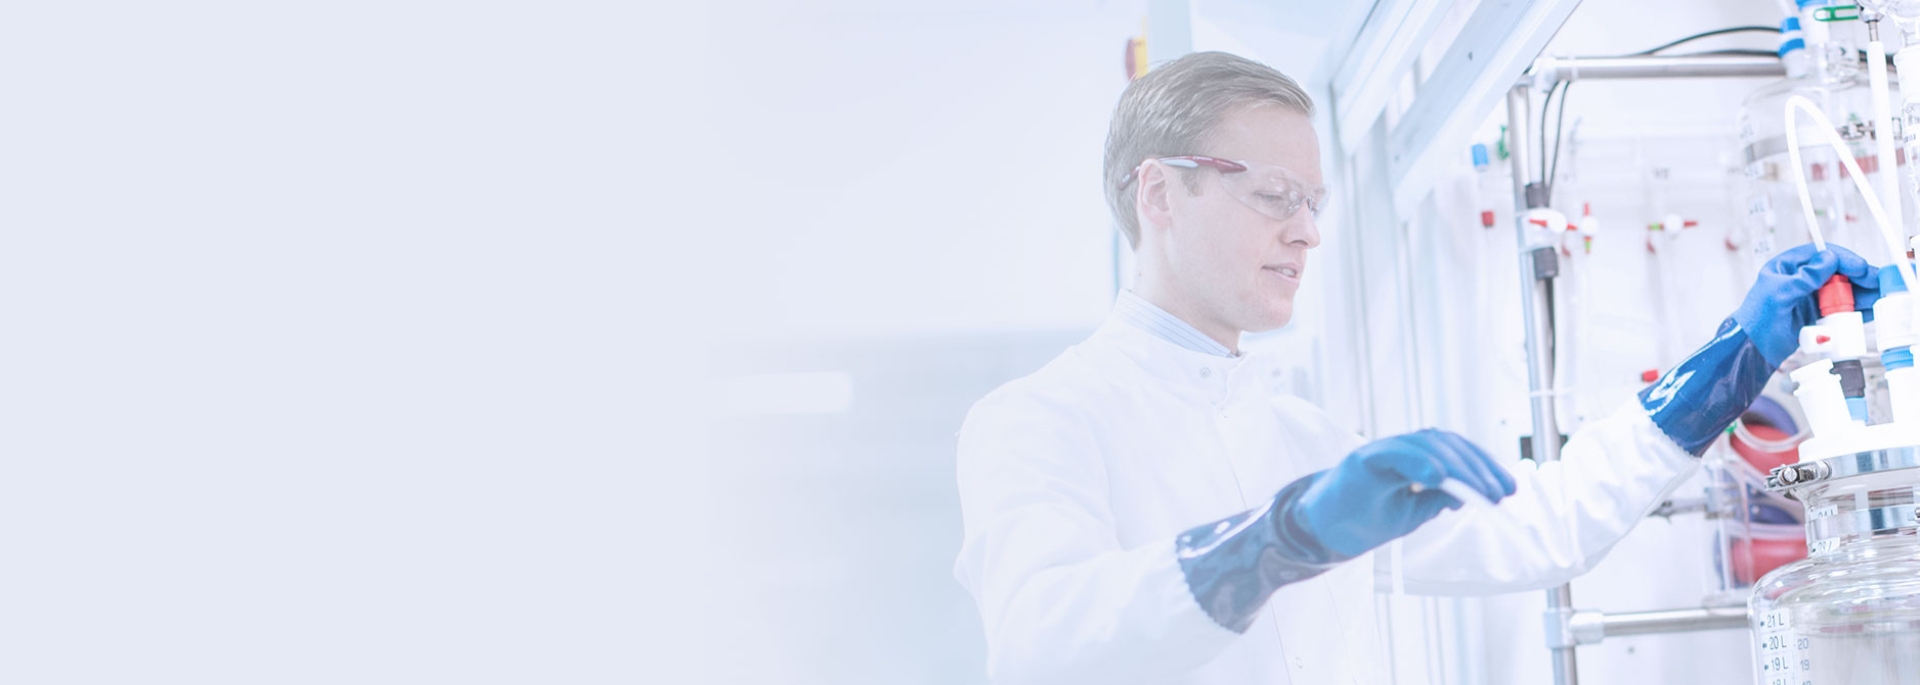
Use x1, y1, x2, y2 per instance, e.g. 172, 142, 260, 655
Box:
1199, 367, 1212, 379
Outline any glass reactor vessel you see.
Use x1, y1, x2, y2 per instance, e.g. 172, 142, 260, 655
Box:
1751, 448, 1920, 684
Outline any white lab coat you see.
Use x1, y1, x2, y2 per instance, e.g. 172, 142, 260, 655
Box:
953, 314, 1700, 685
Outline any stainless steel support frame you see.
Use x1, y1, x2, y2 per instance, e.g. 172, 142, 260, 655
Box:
1502, 54, 1785, 685
1558, 605, 1752, 645
1523, 54, 1786, 86
1505, 81, 1585, 685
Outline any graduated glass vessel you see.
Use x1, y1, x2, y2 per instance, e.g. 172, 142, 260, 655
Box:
1751, 448, 1920, 685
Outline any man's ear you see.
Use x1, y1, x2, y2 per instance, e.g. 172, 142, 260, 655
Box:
1136, 161, 1175, 234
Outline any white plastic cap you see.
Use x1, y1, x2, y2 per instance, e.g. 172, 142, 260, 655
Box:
1802, 311, 1868, 359
1876, 292, 1918, 350
1577, 214, 1600, 237
1802, 7, 1831, 44
1526, 208, 1569, 233
1897, 46, 1920, 107
1887, 366, 1920, 425
1784, 49, 1812, 80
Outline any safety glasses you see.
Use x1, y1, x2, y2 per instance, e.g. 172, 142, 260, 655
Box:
1124, 155, 1327, 222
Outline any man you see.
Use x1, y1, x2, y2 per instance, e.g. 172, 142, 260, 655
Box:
952, 51, 1878, 684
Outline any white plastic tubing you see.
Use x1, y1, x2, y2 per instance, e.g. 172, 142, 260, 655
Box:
1869, 38, 1905, 246
1781, 94, 1919, 296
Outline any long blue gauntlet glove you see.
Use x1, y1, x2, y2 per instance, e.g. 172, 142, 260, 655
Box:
1175, 429, 1514, 632
1642, 243, 1878, 455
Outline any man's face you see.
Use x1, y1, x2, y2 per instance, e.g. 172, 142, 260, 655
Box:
1159, 104, 1322, 333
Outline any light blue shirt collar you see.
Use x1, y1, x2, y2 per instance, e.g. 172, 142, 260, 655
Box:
1112, 290, 1237, 358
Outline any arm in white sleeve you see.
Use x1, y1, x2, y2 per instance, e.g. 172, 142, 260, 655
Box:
1391, 315, 1772, 594
953, 388, 1339, 684
1388, 400, 1697, 594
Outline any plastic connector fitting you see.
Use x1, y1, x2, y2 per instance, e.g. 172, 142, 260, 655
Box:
1875, 267, 1916, 350
1793, 359, 1863, 438
1887, 354, 1920, 424
1818, 274, 1855, 317
1898, 46, 1920, 108
1525, 208, 1570, 234
1799, 311, 1867, 360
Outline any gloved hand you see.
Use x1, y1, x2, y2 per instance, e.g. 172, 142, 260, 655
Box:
1643, 243, 1879, 456
1733, 243, 1878, 368
1292, 429, 1515, 559
1172, 429, 1514, 632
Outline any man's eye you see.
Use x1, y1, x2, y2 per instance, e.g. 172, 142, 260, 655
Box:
1258, 192, 1300, 207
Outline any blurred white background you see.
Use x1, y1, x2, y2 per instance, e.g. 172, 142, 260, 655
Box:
0, 0, 1860, 682
1, 2, 708, 682
709, 1, 1841, 684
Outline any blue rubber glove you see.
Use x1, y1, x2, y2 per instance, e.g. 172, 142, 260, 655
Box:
1173, 429, 1514, 633
1292, 429, 1515, 559
1733, 243, 1878, 368
1643, 243, 1878, 455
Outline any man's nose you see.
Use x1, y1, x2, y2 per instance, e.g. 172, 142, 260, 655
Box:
1285, 212, 1321, 249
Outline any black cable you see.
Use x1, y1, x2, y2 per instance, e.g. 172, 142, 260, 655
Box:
1531, 26, 1776, 200
1663, 49, 1784, 58
1537, 82, 1549, 181
1539, 80, 1564, 184
1547, 81, 1573, 203
1625, 26, 1780, 57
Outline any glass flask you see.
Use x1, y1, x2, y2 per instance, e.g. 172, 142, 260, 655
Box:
1737, 33, 1897, 266
1707, 391, 1811, 602
1749, 449, 1920, 685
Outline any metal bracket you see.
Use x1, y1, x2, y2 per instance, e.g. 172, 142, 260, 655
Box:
1529, 247, 1560, 280
1769, 460, 1832, 489
1567, 610, 1608, 646
1524, 182, 1551, 209
1649, 496, 1715, 520
1543, 606, 1579, 648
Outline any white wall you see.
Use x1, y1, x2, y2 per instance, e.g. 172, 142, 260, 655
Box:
0, 3, 710, 683
713, 2, 1140, 342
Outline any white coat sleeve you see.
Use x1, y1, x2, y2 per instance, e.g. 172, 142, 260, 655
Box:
1390, 400, 1699, 595
952, 387, 1239, 685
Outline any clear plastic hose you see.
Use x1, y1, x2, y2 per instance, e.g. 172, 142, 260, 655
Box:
1782, 95, 1919, 294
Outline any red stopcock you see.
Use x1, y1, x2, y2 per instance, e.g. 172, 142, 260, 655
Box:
1818, 274, 1855, 317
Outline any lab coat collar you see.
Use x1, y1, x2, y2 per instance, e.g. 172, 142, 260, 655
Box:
1087, 311, 1271, 405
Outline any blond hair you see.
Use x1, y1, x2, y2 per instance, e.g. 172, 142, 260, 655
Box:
1102, 51, 1315, 247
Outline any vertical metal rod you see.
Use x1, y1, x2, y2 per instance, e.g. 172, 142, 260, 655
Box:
1505, 84, 1579, 685
1508, 91, 1562, 466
